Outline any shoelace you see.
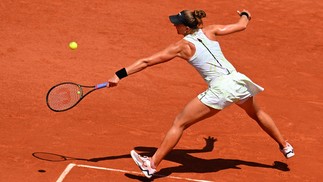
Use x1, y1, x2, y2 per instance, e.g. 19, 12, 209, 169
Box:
141, 156, 150, 168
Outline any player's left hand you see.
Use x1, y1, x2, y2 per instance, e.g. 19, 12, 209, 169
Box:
237, 9, 251, 20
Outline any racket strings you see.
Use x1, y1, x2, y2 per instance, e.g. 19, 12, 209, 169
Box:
47, 83, 82, 111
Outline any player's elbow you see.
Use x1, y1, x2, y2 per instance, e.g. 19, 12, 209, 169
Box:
240, 24, 247, 30
137, 59, 150, 70
139, 56, 168, 69
235, 23, 247, 32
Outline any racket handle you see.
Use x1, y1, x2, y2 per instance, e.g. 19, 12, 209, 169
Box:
96, 82, 109, 89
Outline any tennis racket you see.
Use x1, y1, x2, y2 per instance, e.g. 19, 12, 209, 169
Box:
46, 82, 109, 112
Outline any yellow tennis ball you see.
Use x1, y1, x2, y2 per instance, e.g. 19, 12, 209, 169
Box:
77, 91, 81, 94
69, 41, 78, 50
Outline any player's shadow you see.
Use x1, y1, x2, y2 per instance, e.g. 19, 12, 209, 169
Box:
32, 137, 289, 181
122, 137, 289, 181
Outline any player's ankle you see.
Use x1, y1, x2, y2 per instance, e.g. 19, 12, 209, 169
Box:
150, 157, 157, 169
279, 140, 289, 149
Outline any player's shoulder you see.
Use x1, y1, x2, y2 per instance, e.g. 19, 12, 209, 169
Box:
202, 25, 220, 40
160, 39, 188, 55
169, 39, 192, 49
165, 39, 195, 60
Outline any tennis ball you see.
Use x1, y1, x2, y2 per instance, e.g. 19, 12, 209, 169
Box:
77, 91, 81, 94
69, 41, 78, 50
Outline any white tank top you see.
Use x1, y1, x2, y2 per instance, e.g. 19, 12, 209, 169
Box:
184, 29, 236, 84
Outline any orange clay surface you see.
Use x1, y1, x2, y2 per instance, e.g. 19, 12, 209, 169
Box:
1, 0, 323, 181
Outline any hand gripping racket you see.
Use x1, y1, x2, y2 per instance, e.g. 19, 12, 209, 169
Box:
46, 82, 109, 112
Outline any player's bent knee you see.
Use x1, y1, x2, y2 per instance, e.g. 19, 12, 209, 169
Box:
172, 115, 189, 130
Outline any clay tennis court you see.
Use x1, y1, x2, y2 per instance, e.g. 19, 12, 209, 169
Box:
1, 0, 322, 181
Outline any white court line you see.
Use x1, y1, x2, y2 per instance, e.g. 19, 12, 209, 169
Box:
56, 163, 76, 182
56, 163, 213, 182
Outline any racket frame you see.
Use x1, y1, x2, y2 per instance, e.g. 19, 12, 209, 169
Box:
46, 82, 108, 112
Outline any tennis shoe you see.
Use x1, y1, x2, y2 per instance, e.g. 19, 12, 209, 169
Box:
130, 150, 156, 178
280, 142, 295, 158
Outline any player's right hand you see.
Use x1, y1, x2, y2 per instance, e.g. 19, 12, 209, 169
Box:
107, 75, 120, 87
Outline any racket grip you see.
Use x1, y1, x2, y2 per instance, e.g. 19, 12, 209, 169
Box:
96, 82, 109, 89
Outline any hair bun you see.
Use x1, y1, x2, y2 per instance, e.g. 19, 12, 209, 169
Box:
193, 10, 206, 18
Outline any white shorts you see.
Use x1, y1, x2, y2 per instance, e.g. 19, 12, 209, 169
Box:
198, 72, 264, 110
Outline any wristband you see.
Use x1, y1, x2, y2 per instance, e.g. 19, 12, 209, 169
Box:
115, 68, 128, 79
240, 12, 251, 20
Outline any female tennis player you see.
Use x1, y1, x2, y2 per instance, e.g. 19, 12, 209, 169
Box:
108, 9, 295, 178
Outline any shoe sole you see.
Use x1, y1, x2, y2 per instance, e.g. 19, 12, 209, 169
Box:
286, 151, 295, 158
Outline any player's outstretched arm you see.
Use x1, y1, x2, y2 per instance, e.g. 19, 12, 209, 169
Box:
204, 10, 251, 36
107, 40, 192, 87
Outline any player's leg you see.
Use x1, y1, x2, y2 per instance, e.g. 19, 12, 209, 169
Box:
237, 97, 286, 146
238, 97, 295, 158
151, 97, 220, 167
236, 96, 294, 158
